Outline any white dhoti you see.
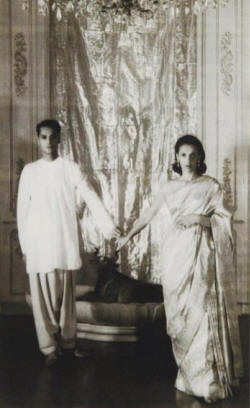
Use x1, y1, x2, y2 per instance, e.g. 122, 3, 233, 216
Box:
29, 270, 76, 356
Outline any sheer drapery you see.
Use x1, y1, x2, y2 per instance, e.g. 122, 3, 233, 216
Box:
50, 4, 197, 282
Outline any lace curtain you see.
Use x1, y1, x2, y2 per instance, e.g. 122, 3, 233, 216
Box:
50, 3, 197, 282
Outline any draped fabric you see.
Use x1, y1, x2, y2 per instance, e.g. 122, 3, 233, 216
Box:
50, 4, 197, 281
158, 176, 243, 400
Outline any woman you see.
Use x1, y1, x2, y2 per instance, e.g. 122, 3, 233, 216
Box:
118, 135, 243, 403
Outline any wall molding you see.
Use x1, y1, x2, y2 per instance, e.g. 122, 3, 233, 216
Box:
9, 228, 24, 295
14, 32, 28, 97
0, 0, 50, 306
220, 31, 234, 96
222, 157, 234, 209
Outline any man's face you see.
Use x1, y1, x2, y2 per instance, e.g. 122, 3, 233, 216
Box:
38, 126, 60, 159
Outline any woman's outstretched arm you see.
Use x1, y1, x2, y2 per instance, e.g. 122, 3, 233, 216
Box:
117, 187, 165, 250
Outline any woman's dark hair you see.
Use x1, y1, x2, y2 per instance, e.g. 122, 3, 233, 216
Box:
36, 119, 61, 137
172, 134, 207, 175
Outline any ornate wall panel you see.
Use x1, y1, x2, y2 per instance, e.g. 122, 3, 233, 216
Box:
0, 0, 50, 307
197, 0, 250, 314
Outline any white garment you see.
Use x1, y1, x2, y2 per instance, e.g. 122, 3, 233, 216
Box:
29, 270, 76, 355
17, 157, 115, 274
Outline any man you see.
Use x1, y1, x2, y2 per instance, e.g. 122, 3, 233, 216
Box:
17, 119, 120, 365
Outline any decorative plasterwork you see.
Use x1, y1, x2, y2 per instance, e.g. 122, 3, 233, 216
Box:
14, 33, 28, 97
222, 157, 234, 210
220, 32, 234, 96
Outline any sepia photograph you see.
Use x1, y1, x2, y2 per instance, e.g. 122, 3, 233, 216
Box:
0, 0, 249, 407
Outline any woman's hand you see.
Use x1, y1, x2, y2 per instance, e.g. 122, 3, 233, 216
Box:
116, 235, 130, 251
177, 214, 211, 229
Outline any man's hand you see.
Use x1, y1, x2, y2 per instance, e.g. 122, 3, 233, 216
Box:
112, 227, 121, 239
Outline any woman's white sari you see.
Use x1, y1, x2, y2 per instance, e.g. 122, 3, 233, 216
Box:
158, 175, 243, 401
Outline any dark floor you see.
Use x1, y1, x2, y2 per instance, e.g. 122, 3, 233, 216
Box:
0, 315, 249, 408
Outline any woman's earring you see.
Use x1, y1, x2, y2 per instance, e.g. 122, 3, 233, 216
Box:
177, 161, 181, 171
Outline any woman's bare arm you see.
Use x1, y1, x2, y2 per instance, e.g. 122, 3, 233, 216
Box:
118, 187, 165, 249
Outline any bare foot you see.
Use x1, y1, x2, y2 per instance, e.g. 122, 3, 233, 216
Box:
204, 396, 218, 404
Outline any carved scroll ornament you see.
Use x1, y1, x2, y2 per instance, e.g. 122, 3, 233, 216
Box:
222, 157, 234, 210
14, 33, 28, 97
220, 32, 234, 97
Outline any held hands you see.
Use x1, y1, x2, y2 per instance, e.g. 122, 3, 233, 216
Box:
116, 235, 130, 251
108, 227, 121, 258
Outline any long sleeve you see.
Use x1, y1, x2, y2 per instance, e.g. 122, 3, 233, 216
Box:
17, 166, 31, 255
73, 165, 116, 239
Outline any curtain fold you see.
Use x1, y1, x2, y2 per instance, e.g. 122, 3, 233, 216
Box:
50, 4, 197, 282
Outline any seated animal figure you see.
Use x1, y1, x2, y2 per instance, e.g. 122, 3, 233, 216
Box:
79, 254, 163, 304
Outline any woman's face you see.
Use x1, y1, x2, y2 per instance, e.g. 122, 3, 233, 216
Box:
176, 144, 200, 174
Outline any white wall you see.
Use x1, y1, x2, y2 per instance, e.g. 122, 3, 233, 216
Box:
197, 0, 250, 314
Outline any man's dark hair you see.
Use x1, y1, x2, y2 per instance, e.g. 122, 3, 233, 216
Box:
36, 119, 61, 136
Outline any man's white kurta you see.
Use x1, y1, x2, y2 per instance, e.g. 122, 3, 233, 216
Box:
17, 157, 115, 274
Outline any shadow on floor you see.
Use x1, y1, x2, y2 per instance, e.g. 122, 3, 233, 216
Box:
0, 314, 249, 408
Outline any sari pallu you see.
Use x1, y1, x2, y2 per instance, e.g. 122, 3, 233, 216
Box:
160, 175, 243, 401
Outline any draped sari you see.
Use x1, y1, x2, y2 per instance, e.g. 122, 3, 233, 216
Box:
158, 175, 243, 401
